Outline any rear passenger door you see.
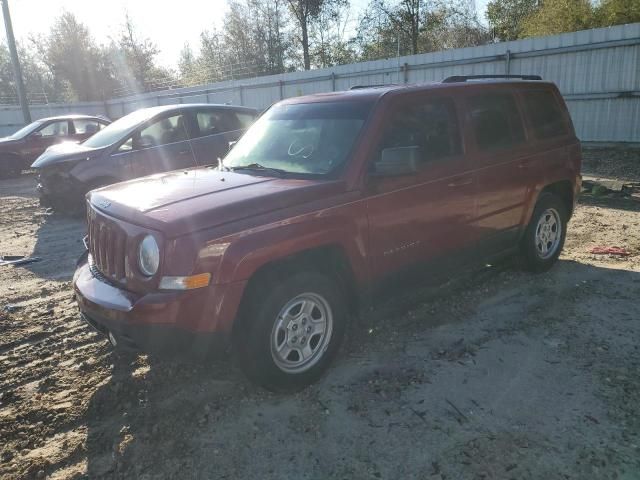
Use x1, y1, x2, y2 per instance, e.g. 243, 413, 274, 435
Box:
112, 111, 195, 179
188, 108, 252, 166
465, 90, 530, 252
366, 95, 476, 281
517, 87, 574, 194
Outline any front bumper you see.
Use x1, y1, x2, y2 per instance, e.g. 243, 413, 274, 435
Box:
73, 257, 242, 358
36, 171, 86, 208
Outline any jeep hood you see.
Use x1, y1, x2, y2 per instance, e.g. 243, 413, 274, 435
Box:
31, 142, 104, 169
88, 168, 346, 236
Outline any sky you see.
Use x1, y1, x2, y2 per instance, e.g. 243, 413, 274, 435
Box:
4, 0, 489, 69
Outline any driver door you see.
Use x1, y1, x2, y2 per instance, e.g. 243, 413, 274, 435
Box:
113, 111, 196, 179
365, 95, 477, 283
25, 120, 72, 161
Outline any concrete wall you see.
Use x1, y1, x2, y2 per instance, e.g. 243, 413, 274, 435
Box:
2, 23, 639, 143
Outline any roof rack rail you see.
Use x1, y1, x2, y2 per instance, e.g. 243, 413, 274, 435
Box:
349, 84, 398, 90
442, 74, 542, 83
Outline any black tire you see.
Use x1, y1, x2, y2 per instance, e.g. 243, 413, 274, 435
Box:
520, 192, 568, 273
0, 155, 22, 179
235, 270, 348, 392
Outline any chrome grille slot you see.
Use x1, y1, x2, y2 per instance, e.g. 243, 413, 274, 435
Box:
87, 207, 127, 284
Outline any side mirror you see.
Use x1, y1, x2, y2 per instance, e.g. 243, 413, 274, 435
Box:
30, 131, 42, 139
371, 146, 421, 176
228, 140, 237, 152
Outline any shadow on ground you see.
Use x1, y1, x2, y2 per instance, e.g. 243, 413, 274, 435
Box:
83, 259, 640, 479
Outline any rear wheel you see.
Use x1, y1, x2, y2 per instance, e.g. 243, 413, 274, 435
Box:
520, 192, 568, 272
235, 270, 347, 392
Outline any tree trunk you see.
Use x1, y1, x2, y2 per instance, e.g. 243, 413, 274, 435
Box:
301, 16, 311, 70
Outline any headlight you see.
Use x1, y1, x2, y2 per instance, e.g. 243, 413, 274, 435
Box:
138, 235, 159, 276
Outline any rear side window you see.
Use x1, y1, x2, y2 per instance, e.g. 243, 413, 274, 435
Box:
522, 90, 569, 139
195, 110, 239, 137
234, 112, 255, 129
380, 97, 461, 162
73, 119, 104, 135
469, 93, 524, 151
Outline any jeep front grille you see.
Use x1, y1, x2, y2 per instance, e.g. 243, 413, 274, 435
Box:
87, 208, 127, 282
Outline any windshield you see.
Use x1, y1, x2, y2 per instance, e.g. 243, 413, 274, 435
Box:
83, 108, 159, 149
223, 101, 373, 176
8, 121, 44, 139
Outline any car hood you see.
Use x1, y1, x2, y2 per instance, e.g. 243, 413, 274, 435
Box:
88, 168, 346, 236
0, 137, 21, 147
31, 142, 104, 169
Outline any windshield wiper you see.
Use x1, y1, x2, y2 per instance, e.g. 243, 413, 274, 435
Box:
229, 163, 288, 177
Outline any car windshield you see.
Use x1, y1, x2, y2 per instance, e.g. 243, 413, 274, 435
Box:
83, 108, 161, 148
223, 101, 373, 176
8, 121, 44, 139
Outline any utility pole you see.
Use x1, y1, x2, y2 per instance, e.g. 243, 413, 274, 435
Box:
1, 0, 30, 124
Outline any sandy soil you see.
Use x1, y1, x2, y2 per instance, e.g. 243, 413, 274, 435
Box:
1, 163, 639, 480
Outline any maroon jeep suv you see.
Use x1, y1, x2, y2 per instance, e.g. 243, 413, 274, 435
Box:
74, 76, 582, 391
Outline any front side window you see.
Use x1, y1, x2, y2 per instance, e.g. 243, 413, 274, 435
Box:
9, 121, 43, 139
83, 108, 165, 149
469, 93, 525, 151
379, 97, 461, 162
138, 114, 188, 147
522, 90, 569, 139
38, 121, 69, 137
224, 101, 372, 176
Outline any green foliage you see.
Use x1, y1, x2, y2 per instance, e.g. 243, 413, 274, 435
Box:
593, 0, 640, 27
521, 0, 594, 37
486, 0, 540, 41
498, 0, 640, 40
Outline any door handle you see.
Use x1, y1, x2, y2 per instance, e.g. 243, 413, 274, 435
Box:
518, 162, 530, 169
178, 150, 190, 155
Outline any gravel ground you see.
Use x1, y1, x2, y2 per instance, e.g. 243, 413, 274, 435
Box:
1, 155, 639, 480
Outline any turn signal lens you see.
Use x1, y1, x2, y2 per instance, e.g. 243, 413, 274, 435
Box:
159, 273, 211, 291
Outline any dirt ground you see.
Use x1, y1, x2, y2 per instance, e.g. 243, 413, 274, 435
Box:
1, 150, 639, 480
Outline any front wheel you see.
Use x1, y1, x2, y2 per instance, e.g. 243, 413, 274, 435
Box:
0, 156, 22, 179
235, 270, 348, 392
520, 192, 568, 272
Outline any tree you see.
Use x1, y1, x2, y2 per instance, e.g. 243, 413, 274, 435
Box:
486, 0, 540, 41
309, 0, 356, 67
114, 14, 174, 92
355, 0, 489, 60
593, 0, 640, 27
42, 12, 117, 101
521, 0, 594, 37
287, 0, 326, 70
178, 0, 294, 85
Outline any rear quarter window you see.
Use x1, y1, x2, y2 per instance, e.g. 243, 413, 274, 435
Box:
468, 93, 525, 151
522, 90, 569, 139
